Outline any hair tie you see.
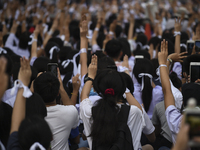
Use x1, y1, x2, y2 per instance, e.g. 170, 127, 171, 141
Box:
30, 142, 45, 150
104, 88, 115, 96
138, 73, 153, 91
0, 47, 7, 54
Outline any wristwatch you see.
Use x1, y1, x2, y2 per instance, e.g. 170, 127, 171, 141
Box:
84, 76, 94, 83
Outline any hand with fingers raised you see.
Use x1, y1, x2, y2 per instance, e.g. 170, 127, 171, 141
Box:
72, 74, 81, 92
18, 57, 32, 87
88, 55, 98, 80
168, 52, 187, 63
174, 17, 182, 32
80, 14, 88, 38
158, 39, 168, 65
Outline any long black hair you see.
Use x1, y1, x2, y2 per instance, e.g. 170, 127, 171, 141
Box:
133, 59, 154, 112
90, 69, 126, 146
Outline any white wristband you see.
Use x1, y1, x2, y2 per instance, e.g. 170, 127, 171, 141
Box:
159, 64, 167, 68
11, 80, 32, 98
109, 31, 114, 35
48, 29, 53, 36
80, 48, 87, 53
174, 31, 181, 36
95, 28, 99, 31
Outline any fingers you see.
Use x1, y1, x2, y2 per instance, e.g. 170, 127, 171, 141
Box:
57, 67, 61, 80
123, 55, 128, 62
165, 41, 168, 53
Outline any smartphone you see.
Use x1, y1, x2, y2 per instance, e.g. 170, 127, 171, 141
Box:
195, 40, 200, 53
185, 110, 200, 147
187, 40, 194, 55
47, 63, 58, 77
190, 62, 200, 83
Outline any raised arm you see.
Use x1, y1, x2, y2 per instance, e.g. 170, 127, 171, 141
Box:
30, 25, 39, 59
10, 57, 32, 134
128, 15, 135, 40
92, 17, 102, 46
174, 18, 182, 54
158, 40, 175, 109
71, 74, 81, 105
0, 57, 8, 100
80, 14, 89, 78
81, 55, 97, 101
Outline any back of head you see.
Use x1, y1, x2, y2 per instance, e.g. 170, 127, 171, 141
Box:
169, 72, 182, 90
48, 37, 64, 49
133, 50, 150, 60
133, 59, 153, 112
98, 56, 116, 70
34, 72, 60, 103
115, 25, 122, 38
118, 38, 131, 60
33, 57, 50, 73
135, 33, 148, 51
0, 102, 12, 147
18, 115, 52, 150
59, 46, 72, 62
91, 69, 126, 146
26, 93, 47, 118
105, 39, 122, 59
19, 31, 31, 50
183, 54, 200, 75
44, 42, 60, 62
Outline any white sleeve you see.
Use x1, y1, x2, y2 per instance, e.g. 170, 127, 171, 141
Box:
5, 33, 18, 54
142, 107, 155, 135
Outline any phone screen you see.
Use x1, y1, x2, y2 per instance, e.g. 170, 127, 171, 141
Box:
190, 65, 200, 82
187, 42, 194, 55
195, 41, 200, 53
47, 63, 58, 77
186, 113, 200, 138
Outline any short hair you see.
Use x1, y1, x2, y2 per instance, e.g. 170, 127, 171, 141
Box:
34, 72, 60, 103
33, 57, 50, 73
19, 31, 31, 50
98, 56, 116, 70
105, 39, 122, 58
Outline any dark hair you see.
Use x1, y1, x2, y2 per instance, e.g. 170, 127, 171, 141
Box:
44, 42, 60, 63
133, 50, 150, 60
158, 39, 174, 55
18, 115, 52, 150
26, 93, 47, 118
151, 58, 159, 78
135, 33, 148, 51
98, 56, 116, 70
169, 72, 182, 89
48, 37, 64, 49
148, 37, 161, 49
0, 102, 12, 147
88, 51, 106, 67
59, 46, 72, 62
3, 34, 9, 46
133, 59, 153, 112
19, 31, 31, 50
183, 54, 200, 75
90, 69, 126, 146
115, 25, 122, 38
33, 57, 50, 73
105, 39, 122, 58
34, 72, 60, 103
118, 38, 131, 60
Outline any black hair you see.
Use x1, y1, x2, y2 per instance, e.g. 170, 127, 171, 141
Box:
0, 53, 13, 75
148, 37, 161, 49
97, 32, 105, 49
88, 51, 106, 67
183, 54, 200, 75
59, 46, 72, 62
26, 93, 47, 118
120, 72, 134, 94
18, 115, 52, 150
115, 25, 122, 38
169, 72, 182, 89
105, 39, 122, 59
151, 58, 159, 78
19, 31, 31, 50
158, 39, 174, 55
133, 50, 150, 60
118, 38, 131, 60
3, 34, 9, 46
34, 72, 60, 103
133, 59, 153, 112
48, 37, 64, 49
0, 102, 12, 147
180, 32, 189, 42
33, 57, 50, 73
44, 41, 60, 63
91, 69, 126, 146
98, 56, 116, 70
135, 33, 148, 51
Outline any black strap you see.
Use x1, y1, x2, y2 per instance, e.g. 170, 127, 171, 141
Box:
118, 104, 130, 123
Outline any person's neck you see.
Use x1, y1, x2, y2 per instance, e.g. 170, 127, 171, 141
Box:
45, 100, 57, 107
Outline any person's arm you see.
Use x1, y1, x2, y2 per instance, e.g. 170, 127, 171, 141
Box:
80, 14, 89, 78
128, 15, 135, 40
126, 93, 142, 111
30, 25, 39, 59
57, 68, 73, 105
71, 74, 81, 105
10, 57, 32, 134
5, 21, 18, 48
0, 57, 8, 100
158, 40, 175, 109
92, 17, 102, 46
81, 55, 97, 101
174, 18, 182, 54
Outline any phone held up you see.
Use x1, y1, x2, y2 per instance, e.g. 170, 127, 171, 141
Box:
47, 63, 58, 77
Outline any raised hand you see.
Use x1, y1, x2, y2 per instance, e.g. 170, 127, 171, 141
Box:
18, 57, 32, 86
80, 14, 88, 38
174, 17, 182, 32
168, 52, 187, 63
158, 39, 168, 65
88, 55, 98, 79
72, 74, 81, 92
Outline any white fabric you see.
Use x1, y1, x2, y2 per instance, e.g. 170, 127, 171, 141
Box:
30, 142, 45, 150
165, 105, 182, 144
80, 98, 145, 150
49, 46, 60, 60
138, 73, 153, 91
142, 107, 155, 135
45, 105, 79, 150
0, 140, 5, 150
172, 62, 182, 80
92, 44, 101, 53
5, 33, 30, 59
0, 47, 7, 54
2, 87, 18, 107
11, 80, 32, 98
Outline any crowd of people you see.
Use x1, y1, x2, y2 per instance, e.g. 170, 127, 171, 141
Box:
0, 0, 200, 150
